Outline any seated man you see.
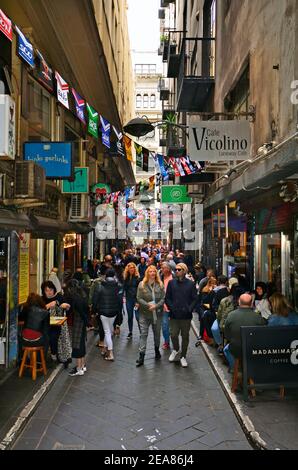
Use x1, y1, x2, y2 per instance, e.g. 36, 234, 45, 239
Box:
224, 293, 266, 371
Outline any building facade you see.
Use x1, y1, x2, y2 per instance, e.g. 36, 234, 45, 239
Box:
159, 0, 298, 305
0, 0, 134, 367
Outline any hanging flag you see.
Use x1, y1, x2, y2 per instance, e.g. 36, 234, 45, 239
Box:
151, 152, 160, 173
168, 157, 180, 177
149, 175, 155, 192
72, 89, 86, 124
123, 136, 133, 162
157, 154, 169, 182
0, 10, 12, 41
134, 143, 143, 169
100, 115, 111, 149
36, 50, 54, 93
142, 148, 149, 172
112, 126, 126, 157
183, 156, 197, 174
175, 158, 186, 176
15, 26, 34, 68
87, 103, 99, 138
55, 71, 70, 109
180, 157, 192, 175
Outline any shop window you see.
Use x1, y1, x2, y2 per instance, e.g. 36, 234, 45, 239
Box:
22, 72, 52, 141
225, 63, 250, 114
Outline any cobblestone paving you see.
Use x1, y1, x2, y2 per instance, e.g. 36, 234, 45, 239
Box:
13, 322, 252, 450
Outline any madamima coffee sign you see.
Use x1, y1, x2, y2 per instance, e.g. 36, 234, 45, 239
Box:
241, 326, 298, 399
189, 119, 251, 162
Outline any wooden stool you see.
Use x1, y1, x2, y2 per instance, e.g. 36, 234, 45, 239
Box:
231, 358, 256, 398
19, 347, 47, 381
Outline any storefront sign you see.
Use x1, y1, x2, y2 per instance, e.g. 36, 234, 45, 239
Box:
55, 71, 70, 109
100, 116, 111, 149
72, 89, 86, 125
87, 104, 99, 138
24, 142, 73, 179
90, 183, 111, 206
15, 25, 34, 68
0, 10, 12, 42
62, 167, 89, 194
36, 50, 54, 93
0, 236, 7, 274
161, 185, 192, 204
0, 94, 15, 160
18, 233, 30, 305
241, 326, 298, 400
189, 119, 251, 162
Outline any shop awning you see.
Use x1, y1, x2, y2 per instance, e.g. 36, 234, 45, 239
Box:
0, 209, 32, 233
29, 216, 93, 239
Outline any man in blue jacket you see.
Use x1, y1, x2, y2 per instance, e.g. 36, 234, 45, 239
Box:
165, 263, 197, 367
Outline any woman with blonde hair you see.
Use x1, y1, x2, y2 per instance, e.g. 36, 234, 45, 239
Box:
268, 293, 298, 326
123, 262, 140, 339
136, 265, 165, 367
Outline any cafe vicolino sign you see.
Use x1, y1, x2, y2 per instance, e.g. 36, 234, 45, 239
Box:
189, 118, 251, 162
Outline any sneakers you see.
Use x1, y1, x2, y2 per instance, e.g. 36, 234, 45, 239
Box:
68, 367, 84, 376
51, 354, 57, 361
83, 365, 87, 372
127, 332, 132, 339
180, 357, 188, 368
169, 350, 180, 362
162, 342, 170, 350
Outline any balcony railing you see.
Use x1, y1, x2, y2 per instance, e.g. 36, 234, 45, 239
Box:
177, 37, 215, 112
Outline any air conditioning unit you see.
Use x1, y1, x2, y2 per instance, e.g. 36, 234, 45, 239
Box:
69, 194, 89, 221
15, 161, 46, 200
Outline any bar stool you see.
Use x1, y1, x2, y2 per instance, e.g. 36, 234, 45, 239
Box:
19, 346, 47, 380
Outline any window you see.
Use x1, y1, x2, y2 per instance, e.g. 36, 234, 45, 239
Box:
22, 73, 52, 141
135, 64, 156, 75
150, 94, 156, 108
143, 94, 149, 108
136, 94, 142, 108
64, 112, 83, 167
225, 64, 250, 114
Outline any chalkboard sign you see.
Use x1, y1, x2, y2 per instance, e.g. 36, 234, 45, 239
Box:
241, 326, 298, 401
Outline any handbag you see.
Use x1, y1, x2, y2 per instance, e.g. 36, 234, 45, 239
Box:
57, 322, 72, 364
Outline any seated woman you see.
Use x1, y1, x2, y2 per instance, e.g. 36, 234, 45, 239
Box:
21, 293, 49, 354
252, 281, 271, 321
268, 293, 298, 326
41, 281, 70, 362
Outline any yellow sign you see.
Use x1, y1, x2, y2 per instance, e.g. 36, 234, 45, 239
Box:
18, 233, 30, 305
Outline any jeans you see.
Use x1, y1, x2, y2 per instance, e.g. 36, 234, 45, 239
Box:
126, 298, 136, 334
223, 343, 236, 371
211, 320, 222, 346
170, 319, 192, 358
139, 313, 162, 354
100, 315, 117, 350
162, 310, 170, 344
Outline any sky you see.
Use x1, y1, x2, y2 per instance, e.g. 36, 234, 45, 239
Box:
127, 0, 160, 54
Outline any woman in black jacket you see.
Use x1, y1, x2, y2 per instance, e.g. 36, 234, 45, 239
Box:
64, 279, 89, 376
21, 293, 49, 354
92, 269, 123, 361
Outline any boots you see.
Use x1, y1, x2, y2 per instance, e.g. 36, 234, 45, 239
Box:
136, 352, 145, 367
155, 347, 161, 360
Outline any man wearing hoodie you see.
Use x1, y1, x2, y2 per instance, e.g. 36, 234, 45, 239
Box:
165, 263, 197, 368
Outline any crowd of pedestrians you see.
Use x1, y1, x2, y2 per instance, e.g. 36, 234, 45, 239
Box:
18, 244, 298, 381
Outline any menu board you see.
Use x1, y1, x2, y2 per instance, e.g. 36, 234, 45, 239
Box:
18, 233, 30, 305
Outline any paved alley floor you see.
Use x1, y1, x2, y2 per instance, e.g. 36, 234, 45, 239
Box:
12, 322, 252, 450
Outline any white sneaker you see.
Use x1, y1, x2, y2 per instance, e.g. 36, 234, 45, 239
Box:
180, 357, 188, 368
69, 367, 84, 376
169, 350, 180, 362
83, 365, 87, 372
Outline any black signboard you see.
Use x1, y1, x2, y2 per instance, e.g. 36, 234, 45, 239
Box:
241, 326, 298, 401
0, 236, 8, 273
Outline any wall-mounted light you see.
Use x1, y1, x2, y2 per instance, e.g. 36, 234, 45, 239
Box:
224, 169, 237, 180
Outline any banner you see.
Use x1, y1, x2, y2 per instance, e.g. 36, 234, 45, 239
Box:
87, 103, 99, 138
180, 156, 192, 175
168, 157, 180, 177
175, 158, 186, 177
55, 71, 70, 109
123, 135, 133, 162
134, 143, 143, 169
100, 115, 111, 149
15, 26, 34, 68
0, 10, 12, 41
189, 118, 251, 161
72, 89, 86, 125
112, 126, 126, 157
142, 148, 149, 172
157, 153, 169, 182
36, 50, 54, 93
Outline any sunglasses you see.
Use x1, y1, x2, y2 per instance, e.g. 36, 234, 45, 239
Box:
175, 268, 183, 272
